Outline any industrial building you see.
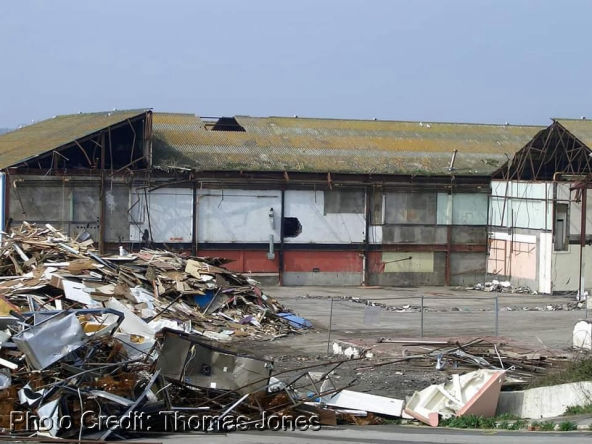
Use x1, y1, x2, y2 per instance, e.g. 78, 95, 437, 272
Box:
0, 109, 550, 287
488, 118, 592, 294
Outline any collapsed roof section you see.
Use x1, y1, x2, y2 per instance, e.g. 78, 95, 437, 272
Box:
0, 109, 152, 171
152, 113, 542, 177
493, 119, 592, 181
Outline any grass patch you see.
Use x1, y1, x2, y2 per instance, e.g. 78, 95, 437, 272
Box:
558, 420, 578, 431
564, 403, 592, 415
531, 420, 556, 431
529, 357, 592, 389
440, 414, 525, 430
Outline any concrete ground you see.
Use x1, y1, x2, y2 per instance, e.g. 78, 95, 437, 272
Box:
231, 285, 590, 401
129, 424, 592, 443
137, 287, 592, 443
262, 286, 589, 350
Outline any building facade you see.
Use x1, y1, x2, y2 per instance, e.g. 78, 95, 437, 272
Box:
0, 110, 542, 287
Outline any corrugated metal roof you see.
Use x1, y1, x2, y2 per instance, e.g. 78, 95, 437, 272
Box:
0, 109, 149, 169
153, 114, 543, 176
554, 119, 592, 149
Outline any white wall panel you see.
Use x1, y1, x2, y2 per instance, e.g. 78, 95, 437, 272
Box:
197, 189, 281, 243
437, 193, 488, 225
130, 188, 193, 243
489, 181, 552, 230
284, 190, 365, 243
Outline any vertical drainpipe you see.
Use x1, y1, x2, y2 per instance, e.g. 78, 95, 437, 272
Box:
99, 132, 106, 255
192, 182, 197, 256
363, 186, 370, 286
279, 189, 285, 286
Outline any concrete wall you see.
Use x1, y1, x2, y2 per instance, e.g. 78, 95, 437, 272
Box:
497, 381, 592, 419
552, 244, 592, 292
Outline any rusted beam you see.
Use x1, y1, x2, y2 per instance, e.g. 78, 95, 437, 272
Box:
74, 140, 93, 167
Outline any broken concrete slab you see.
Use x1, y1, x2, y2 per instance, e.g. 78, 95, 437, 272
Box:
405, 369, 505, 427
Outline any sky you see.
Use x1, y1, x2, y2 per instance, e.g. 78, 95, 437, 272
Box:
0, 0, 591, 128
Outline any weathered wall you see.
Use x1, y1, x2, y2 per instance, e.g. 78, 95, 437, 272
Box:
490, 181, 553, 230
130, 187, 193, 244
368, 189, 489, 287
487, 232, 539, 290
284, 190, 365, 244
552, 244, 592, 292
9, 177, 101, 240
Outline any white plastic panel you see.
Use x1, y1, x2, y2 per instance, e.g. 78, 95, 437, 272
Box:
284, 190, 365, 243
130, 188, 193, 243
197, 189, 281, 243
489, 181, 552, 229
436, 193, 488, 225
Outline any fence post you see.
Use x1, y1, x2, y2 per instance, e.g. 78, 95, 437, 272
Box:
420, 296, 424, 337
327, 297, 334, 354
495, 295, 499, 336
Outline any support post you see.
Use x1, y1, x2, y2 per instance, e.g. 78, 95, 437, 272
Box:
495, 295, 499, 336
363, 186, 371, 286
327, 297, 334, 354
420, 295, 424, 337
98, 132, 106, 255
279, 189, 285, 286
579, 186, 587, 300
192, 182, 197, 256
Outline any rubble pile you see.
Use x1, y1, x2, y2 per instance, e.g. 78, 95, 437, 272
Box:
375, 337, 569, 386
0, 223, 331, 439
470, 280, 533, 294
0, 222, 302, 342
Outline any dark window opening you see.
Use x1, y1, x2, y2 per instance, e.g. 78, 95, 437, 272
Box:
283, 217, 302, 238
210, 117, 245, 132
554, 203, 569, 251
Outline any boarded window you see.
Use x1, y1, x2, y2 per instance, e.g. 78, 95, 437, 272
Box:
324, 190, 365, 214
384, 192, 437, 224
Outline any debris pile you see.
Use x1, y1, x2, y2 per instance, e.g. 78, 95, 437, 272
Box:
0, 222, 305, 342
373, 337, 569, 386
0, 223, 334, 439
470, 280, 533, 294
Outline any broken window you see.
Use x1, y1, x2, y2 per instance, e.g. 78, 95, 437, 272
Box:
283, 217, 302, 238
324, 190, 365, 214
554, 203, 568, 251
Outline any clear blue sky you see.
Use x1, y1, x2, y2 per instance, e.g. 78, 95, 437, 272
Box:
1, 0, 591, 128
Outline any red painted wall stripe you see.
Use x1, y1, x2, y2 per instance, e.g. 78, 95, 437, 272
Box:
283, 250, 363, 273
